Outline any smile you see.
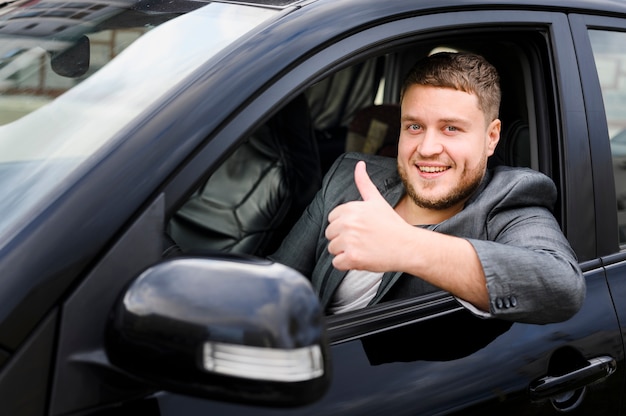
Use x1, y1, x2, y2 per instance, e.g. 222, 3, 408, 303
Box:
418, 165, 449, 173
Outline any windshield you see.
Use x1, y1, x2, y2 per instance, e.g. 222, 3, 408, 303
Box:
0, 0, 277, 241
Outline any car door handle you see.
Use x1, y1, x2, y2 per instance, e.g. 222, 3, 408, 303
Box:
529, 355, 616, 400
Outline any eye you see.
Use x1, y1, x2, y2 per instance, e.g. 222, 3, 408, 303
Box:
444, 125, 458, 132
408, 124, 421, 131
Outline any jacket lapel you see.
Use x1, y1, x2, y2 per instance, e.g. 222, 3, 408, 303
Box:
318, 267, 348, 309
370, 271, 403, 305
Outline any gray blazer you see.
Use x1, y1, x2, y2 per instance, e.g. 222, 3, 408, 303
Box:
270, 153, 585, 324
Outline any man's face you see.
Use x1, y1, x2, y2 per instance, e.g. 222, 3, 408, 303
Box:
397, 84, 500, 213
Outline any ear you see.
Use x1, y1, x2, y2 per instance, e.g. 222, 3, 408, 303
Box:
485, 118, 501, 157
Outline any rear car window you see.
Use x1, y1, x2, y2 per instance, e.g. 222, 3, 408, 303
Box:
588, 30, 626, 245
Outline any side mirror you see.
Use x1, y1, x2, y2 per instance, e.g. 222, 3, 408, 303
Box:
106, 255, 330, 407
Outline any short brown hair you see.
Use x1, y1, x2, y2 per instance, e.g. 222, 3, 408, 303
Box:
401, 52, 501, 122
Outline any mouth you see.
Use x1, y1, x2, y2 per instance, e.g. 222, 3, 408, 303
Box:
417, 165, 449, 174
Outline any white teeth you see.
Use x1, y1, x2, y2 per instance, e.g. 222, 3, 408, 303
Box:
419, 166, 447, 173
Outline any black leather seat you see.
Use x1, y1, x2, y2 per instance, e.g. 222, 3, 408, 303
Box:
489, 119, 531, 168
168, 94, 322, 257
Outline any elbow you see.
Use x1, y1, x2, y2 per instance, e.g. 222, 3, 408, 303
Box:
557, 268, 586, 321
533, 267, 586, 325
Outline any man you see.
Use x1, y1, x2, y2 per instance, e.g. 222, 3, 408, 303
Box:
270, 52, 585, 324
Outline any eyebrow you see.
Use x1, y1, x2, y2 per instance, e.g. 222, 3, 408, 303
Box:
401, 115, 472, 126
440, 118, 471, 126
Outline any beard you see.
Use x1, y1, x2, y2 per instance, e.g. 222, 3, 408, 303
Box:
397, 155, 487, 210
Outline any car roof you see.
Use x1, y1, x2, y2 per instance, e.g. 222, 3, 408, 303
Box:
214, 0, 304, 6
294, 0, 626, 15
2, 0, 624, 27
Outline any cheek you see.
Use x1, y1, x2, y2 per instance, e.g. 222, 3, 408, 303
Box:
462, 146, 490, 170
397, 135, 416, 158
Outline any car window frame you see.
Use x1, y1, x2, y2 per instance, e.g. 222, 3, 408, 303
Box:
161, 9, 590, 343
570, 14, 626, 258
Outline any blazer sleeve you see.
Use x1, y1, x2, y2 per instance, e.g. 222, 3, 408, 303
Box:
466, 170, 585, 324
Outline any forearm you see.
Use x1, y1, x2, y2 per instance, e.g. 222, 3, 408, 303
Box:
396, 227, 489, 311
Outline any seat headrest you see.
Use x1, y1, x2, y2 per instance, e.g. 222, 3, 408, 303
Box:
346, 104, 400, 156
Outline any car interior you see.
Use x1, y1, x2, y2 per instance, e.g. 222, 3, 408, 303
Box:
307, 32, 547, 175
168, 93, 322, 257
166, 29, 557, 303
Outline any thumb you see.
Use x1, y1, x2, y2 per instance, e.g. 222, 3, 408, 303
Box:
354, 161, 384, 201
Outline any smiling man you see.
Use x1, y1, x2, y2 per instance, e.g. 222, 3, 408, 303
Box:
270, 52, 585, 324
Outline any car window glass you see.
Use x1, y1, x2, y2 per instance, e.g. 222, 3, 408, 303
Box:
0, 2, 278, 245
0, 28, 145, 126
588, 30, 626, 245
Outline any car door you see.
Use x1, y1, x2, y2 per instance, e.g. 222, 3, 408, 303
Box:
146, 8, 624, 416
42, 5, 625, 416
571, 12, 626, 416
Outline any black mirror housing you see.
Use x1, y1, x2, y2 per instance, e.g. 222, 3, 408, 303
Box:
106, 256, 330, 407
51, 36, 90, 78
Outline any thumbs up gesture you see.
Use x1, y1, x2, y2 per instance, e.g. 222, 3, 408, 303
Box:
326, 161, 412, 272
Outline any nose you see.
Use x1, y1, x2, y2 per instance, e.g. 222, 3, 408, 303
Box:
417, 129, 444, 157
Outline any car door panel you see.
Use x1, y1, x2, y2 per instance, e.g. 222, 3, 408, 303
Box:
571, 13, 626, 415
134, 265, 620, 415
49, 196, 165, 415
0, 310, 57, 416
603, 256, 626, 414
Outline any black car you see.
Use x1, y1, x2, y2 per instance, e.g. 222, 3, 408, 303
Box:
1, 0, 626, 415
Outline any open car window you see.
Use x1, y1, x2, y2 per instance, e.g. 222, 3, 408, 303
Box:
167, 25, 559, 332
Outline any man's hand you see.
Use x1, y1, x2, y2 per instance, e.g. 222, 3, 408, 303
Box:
325, 161, 412, 271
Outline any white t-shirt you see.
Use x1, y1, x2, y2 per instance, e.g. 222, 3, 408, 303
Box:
328, 269, 383, 314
